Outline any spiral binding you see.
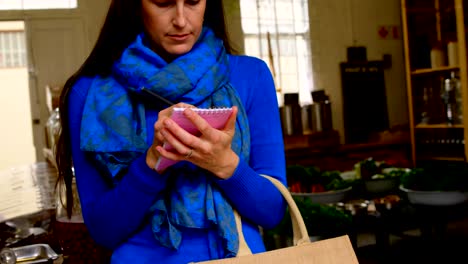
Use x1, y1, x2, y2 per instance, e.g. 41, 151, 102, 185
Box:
173, 107, 233, 114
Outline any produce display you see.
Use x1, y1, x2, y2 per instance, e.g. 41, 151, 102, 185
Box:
286, 158, 409, 194
354, 157, 408, 180
400, 163, 468, 192
286, 165, 353, 193
280, 158, 468, 245
350, 157, 411, 193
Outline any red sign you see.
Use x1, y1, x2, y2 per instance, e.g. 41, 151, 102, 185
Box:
378, 25, 399, 40
378, 26, 389, 39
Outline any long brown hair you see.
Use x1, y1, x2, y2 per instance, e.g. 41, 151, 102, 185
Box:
56, 0, 235, 218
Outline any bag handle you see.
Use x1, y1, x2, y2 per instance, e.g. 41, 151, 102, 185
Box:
234, 174, 310, 256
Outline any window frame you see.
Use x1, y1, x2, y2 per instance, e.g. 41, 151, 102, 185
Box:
0, 29, 27, 68
0, 0, 78, 11
240, 0, 314, 97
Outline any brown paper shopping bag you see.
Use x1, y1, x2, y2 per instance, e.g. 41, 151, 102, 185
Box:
194, 175, 359, 264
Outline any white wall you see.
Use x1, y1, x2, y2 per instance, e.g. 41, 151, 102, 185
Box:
0, 68, 35, 170
346, 0, 407, 128
223, 0, 245, 54
308, 0, 407, 142
227, 0, 408, 143
0, 0, 110, 168
0, 0, 408, 169
79, 0, 111, 51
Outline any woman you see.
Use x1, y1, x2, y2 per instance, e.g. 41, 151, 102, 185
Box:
56, 0, 287, 263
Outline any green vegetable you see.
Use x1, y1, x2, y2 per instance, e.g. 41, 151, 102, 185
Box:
286, 165, 355, 192
371, 174, 386, 180
400, 164, 468, 191
384, 168, 410, 178
357, 157, 380, 179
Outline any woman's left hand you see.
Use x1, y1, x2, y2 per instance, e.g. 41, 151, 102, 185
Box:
156, 106, 240, 179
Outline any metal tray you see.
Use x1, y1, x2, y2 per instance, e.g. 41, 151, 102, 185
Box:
11, 244, 59, 263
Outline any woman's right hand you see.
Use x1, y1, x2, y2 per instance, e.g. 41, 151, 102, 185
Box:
146, 103, 195, 171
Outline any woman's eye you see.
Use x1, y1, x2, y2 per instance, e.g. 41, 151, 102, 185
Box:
186, 0, 200, 6
151, 0, 172, 7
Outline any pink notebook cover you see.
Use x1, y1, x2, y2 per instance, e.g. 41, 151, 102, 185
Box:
155, 107, 233, 171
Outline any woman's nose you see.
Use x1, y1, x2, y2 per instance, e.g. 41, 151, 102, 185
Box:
172, 4, 187, 27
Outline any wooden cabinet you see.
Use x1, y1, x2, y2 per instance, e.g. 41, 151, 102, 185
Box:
401, 0, 468, 164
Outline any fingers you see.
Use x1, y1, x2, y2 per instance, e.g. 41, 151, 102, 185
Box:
154, 105, 238, 174
174, 107, 237, 150
185, 148, 193, 159
156, 142, 194, 162
224, 106, 238, 135
182, 108, 212, 136
155, 103, 195, 130
154, 103, 196, 143
182, 106, 237, 136
149, 103, 196, 170
160, 121, 194, 151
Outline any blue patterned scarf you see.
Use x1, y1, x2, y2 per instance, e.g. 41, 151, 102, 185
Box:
80, 28, 250, 258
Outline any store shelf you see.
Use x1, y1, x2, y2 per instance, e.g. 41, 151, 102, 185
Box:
411, 66, 459, 75
416, 123, 464, 128
416, 156, 465, 162
402, 0, 468, 165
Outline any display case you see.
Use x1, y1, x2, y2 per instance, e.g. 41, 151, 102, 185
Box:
401, 0, 468, 164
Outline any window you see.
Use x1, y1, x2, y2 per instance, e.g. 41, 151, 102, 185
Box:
0, 24, 26, 68
0, 0, 77, 10
240, 0, 313, 103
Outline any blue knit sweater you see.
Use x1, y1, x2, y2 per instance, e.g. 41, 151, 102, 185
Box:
68, 55, 287, 263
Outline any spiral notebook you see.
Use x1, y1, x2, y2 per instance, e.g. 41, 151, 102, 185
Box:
155, 107, 233, 171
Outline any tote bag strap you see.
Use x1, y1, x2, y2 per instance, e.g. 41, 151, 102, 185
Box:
233, 211, 253, 256
233, 174, 310, 256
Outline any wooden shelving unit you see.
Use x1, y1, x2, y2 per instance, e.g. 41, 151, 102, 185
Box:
415, 123, 464, 128
401, 0, 468, 165
411, 66, 459, 75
